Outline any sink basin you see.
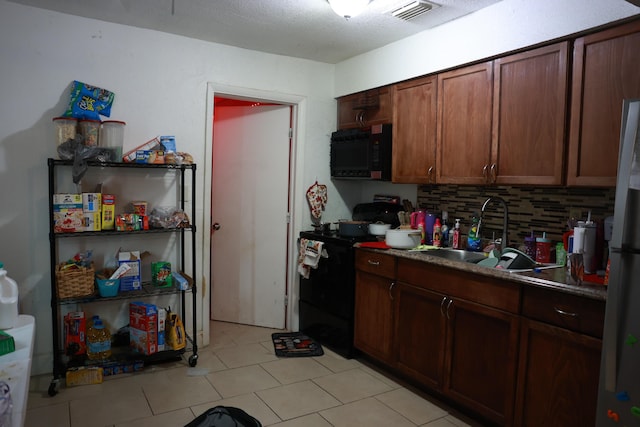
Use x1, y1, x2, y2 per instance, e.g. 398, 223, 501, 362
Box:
422, 248, 564, 273
423, 248, 488, 264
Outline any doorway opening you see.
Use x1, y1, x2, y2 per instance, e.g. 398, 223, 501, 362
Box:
207, 91, 299, 332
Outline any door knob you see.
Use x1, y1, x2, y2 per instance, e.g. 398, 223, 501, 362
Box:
211, 223, 221, 233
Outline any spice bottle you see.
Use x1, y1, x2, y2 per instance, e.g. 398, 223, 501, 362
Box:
452, 219, 461, 249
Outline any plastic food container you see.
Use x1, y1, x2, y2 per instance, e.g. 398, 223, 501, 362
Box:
52, 117, 78, 152
78, 119, 101, 146
96, 278, 119, 298
99, 120, 126, 162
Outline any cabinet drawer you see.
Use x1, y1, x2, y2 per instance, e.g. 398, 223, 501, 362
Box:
355, 250, 396, 279
397, 258, 521, 313
522, 286, 605, 338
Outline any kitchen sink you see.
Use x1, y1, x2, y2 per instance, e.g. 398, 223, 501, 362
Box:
423, 248, 564, 273
423, 248, 488, 264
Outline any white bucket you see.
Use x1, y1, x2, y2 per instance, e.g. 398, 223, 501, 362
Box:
0, 264, 19, 330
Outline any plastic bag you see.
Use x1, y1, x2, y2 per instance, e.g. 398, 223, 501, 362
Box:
166, 308, 186, 351
149, 207, 190, 229
57, 135, 113, 183
185, 406, 262, 427
63, 81, 115, 120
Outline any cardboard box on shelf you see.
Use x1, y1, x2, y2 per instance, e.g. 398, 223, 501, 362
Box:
64, 311, 86, 356
118, 251, 141, 291
81, 193, 101, 213
53, 193, 84, 233
129, 302, 158, 355
157, 307, 167, 351
83, 212, 101, 232
101, 194, 116, 231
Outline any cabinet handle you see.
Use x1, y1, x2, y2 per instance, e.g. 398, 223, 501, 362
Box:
490, 163, 497, 183
482, 165, 489, 182
428, 166, 434, 183
554, 306, 578, 317
367, 259, 380, 266
440, 296, 448, 317
445, 298, 454, 320
389, 281, 395, 301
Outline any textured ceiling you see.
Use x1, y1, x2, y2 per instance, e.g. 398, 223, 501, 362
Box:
7, 0, 502, 63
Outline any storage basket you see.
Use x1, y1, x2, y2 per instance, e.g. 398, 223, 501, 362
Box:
96, 278, 119, 298
55, 263, 95, 299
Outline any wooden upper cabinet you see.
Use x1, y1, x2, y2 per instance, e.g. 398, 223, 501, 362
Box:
567, 20, 640, 187
337, 87, 392, 129
392, 76, 438, 183
492, 42, 569, 185
437, 62, 494, 185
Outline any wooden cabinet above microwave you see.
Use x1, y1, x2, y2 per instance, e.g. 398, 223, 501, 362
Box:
337, 87, 392, 129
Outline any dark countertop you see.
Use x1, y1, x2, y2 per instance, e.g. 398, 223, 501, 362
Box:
355, 245, 608, 302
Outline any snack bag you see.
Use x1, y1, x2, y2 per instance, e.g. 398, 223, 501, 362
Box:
64, 81, 115, 120
166, 309, 186, 350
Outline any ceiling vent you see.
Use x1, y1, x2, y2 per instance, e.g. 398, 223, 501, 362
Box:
390, 1, 438, 21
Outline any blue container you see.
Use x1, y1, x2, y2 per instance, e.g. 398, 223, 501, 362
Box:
96, 278, 119, 298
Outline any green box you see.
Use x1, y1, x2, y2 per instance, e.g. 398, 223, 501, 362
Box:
0, 330, 15, 356
151, 261, 172, 287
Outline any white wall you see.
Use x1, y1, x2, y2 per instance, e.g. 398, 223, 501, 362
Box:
0, 1, 338, 375
335, 0, 640, 95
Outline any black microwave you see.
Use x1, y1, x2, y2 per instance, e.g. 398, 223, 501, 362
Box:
330, 123, 392, 180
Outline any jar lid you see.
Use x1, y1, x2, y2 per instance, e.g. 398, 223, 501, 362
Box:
78, 118, 102, 123
102, 120, 126, 125
52, 116, 78, 122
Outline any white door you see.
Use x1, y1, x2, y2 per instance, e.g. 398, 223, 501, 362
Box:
210, 104, 291, 329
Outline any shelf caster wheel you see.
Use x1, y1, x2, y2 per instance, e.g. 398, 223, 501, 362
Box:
48, 380, 59, 397
188, 354, 198, 367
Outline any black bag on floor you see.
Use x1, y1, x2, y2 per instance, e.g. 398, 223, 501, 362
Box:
185, 406, 262, 427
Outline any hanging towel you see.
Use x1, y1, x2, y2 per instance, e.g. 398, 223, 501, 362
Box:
297, 238, 328, 279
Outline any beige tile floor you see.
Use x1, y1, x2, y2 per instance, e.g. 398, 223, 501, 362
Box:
25, 321, 484, 427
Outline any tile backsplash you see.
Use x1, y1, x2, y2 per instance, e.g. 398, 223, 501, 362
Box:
416, 185, 615, 247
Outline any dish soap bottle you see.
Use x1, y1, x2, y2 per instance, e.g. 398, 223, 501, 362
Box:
441, 211, 450, 247
467, 214, 481, 251
433, 218, 442, 247
452, 219, 462, 249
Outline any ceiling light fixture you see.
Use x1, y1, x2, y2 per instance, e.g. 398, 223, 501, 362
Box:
328, 0, 372, 19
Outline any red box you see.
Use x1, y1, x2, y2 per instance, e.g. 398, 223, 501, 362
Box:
64, 311, 86, 355
129, 302, 158, 355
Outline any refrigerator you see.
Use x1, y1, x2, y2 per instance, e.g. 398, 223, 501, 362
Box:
596, 98, 640, 425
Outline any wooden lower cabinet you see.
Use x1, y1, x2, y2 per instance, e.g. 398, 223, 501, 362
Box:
394, 283, 447, 389
514, 318, 602, 426
445, 298, 519, 426
354, 270, 395, 364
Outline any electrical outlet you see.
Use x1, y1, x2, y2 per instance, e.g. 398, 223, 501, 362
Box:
569, 208, 581, 220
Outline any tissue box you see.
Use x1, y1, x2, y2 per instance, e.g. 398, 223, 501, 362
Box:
118, 251, 141, 291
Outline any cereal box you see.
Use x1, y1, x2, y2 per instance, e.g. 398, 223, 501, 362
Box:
129, 302, 158, 355
64, 311, 86, 355
157, 307, 167, 351
83, 212, 101, 232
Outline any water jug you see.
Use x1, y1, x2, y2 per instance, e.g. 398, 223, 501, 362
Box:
0, 263, 18, 330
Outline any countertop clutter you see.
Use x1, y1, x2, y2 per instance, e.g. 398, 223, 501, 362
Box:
356, 245, 607, 301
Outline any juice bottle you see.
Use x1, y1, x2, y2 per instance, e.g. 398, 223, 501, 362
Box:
86, 319, 112, 360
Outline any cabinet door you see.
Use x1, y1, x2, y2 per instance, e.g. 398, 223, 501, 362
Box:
567, 20, 640, 186
492, 42, 569, 185
444, 298, 519, 426
514, 318, 601, 426
392, 76, 437, 183
437, 62, 494, 184
354, 270, 395, 363
337, 87, 392, 129
393, 282, 447, 389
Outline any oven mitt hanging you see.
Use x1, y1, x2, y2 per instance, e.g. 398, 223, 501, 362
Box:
306, 181, 327, 219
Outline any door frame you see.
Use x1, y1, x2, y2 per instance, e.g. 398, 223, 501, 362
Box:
202, 82, 307, 344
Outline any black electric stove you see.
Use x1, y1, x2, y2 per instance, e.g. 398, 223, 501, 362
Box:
298, 202, 402, 358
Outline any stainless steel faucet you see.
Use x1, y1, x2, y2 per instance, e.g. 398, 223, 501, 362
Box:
477, 196, 509, 252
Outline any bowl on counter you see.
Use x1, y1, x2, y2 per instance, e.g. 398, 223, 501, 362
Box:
368, 222, 391, 236
385, 229, 421, 249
